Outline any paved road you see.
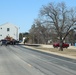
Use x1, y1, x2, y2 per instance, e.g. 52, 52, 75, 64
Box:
0, 45, 76, 75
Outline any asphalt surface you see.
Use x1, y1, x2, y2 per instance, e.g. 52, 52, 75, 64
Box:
0, 45, 76, 75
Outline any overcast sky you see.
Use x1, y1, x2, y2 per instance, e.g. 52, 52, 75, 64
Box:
0, 0, 76, 33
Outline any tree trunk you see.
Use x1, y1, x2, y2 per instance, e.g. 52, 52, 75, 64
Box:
59, 34, 63, 51
59, 45, 63, 51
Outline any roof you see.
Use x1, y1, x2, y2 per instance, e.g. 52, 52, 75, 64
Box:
0, 22, 18, 29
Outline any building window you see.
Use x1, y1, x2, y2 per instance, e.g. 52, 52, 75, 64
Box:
7, 28, 10, 31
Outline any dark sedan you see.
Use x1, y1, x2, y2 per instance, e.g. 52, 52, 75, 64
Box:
0, 39, 8, 46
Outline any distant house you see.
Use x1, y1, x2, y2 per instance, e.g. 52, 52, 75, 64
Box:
0, 23, 19, 40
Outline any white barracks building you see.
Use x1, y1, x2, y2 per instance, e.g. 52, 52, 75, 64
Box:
0, 23, 19, 40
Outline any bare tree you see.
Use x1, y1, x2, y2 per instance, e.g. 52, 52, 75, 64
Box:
29, 19, 51, 44
39, 2, 76, 51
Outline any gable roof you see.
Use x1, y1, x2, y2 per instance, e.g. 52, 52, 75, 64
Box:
0, 22, 18, 29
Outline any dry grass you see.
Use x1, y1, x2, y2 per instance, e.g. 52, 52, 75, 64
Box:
35, 47, 76, 57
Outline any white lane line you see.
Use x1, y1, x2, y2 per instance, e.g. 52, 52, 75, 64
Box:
27, 64, 32, 67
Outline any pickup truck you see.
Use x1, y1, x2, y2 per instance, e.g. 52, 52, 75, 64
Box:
53, 43, 69, 48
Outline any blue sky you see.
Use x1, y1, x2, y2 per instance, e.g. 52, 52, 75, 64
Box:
0, 0, 76, 33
